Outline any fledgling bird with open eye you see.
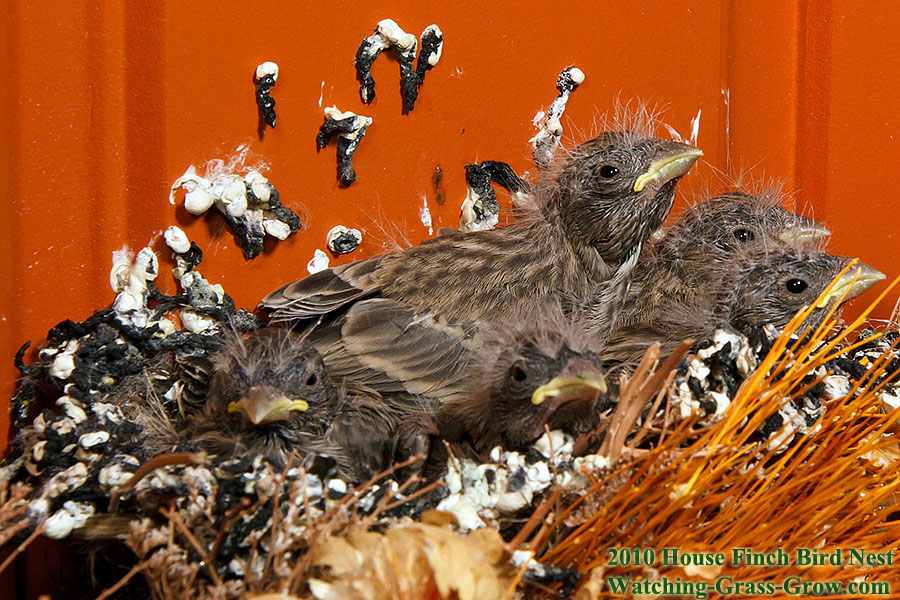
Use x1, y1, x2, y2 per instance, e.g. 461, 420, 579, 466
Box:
411, 323, 611, 464
605, 249, 885, 365
724, 252, 884, 334
260, 124, 702, 332
182, 328, 405, 482
291, 296, 609, 463
611, 188, 833, 335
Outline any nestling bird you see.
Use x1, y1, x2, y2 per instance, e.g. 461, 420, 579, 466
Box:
182, 327, 407, 482
430, 325, 609, 460
289, 297, 608, 462
302, 297, 483, 406
612, 189, 832, 333
260, 130, 702, 331
724, 253, 884, 334
606, 250, 885, 365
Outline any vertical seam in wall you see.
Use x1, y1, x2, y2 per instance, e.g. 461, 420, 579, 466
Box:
795, 0, 832, 219
719, 0, 734, 171
87, 2, 106, 285
125, 3, 167, 245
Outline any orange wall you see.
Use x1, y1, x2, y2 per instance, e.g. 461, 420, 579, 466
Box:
2, 1, 899, 460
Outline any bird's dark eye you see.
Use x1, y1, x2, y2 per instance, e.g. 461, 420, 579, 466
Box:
733, 228, 754, 243
598, 165, 619, 178
305, 373, 318, 386
509, 363, 529, 383
785, 278, 808, 294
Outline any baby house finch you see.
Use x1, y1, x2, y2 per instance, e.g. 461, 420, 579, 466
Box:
606, 250, 884, 365
613, 190, 832, 334
182, 328, 407, 482
431, 324, 609, 459
261, 131, 702, 329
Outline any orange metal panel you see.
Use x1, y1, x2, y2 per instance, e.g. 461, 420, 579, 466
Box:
820, 5, 900, 307
5, 1, 900, 597
725, 0, 801, 178
1, 1, 728, 450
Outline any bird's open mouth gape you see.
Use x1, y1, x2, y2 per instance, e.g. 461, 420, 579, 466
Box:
532, 375, 607, 431
815, 265, 886, 308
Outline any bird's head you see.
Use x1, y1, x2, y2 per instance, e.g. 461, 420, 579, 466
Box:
204, 328, 339, 454
454, 327, 609, 453
727, 253, 885, 333
551, 131, 702, 267
663, 191, 831, 264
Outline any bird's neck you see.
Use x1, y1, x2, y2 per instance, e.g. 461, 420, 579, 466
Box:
539, 201, 615, 286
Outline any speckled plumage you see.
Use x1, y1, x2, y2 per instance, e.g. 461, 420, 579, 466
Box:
607, 249, 883, 365
611, 191, 832, 336
182, 328, 407, 483
261, 132, 701, 329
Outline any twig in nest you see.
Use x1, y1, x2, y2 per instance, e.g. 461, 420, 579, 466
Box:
506, 487, 564, 554
159, 506, 223, 588
208, 496, 252, 566
0, 522, 44, 575
94, 558, 151, 600
264, 453, 295, 586
110, 451, 207, 511
378, 479, 444, 513
630, 369, 677, 448
285, 454, 427, 593
600, 339, 693, 457
504, 555, 533, 599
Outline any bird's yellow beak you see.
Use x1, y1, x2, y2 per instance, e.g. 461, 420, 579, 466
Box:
227, 383, 309, 425
633, 145, 703, 193
815, 263, 886, 308
778, 223, 831, 246
531, 359, 608, 406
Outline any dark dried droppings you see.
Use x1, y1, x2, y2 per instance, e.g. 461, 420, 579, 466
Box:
746, 326, 774, 359
808, 380, 825, 397
525, 447, 545, 465
687, 376, 704, 399
522, 561, 582, 599
255, 74, 277, 129
803, 410, 819, 427
415, 26, 443, 82
316, 114, 370, 187
804, 393, 822, 410
884, 358, 900, 383
432, 164, 445, 205
507, 467, 527, 493
354, 22, 441, 112
354, 38, 383, 104
463, 163, 499, 225
328, 230, 362, 255
709, 344, 739, 398
759, 413, 783, 439
830, 357, 868, 380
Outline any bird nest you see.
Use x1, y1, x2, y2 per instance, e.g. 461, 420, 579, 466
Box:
2, 238, 900, 600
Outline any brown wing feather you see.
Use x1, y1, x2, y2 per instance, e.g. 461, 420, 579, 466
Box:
310, 298, 482, 404
260, 255, 383, 322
